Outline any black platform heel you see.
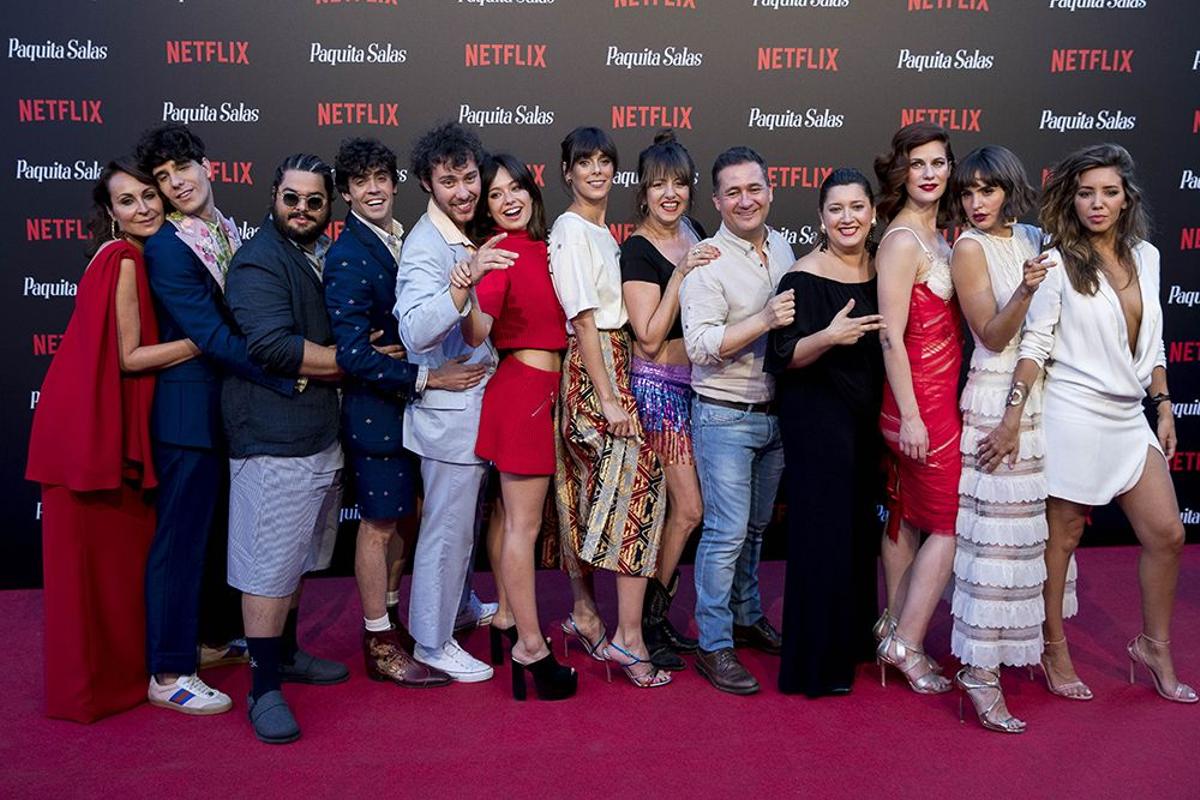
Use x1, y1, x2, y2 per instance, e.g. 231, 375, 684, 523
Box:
490, 625, 518, 666
511, 650, 578, 701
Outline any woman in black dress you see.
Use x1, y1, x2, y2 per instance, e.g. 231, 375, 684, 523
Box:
767, 168, 887, 696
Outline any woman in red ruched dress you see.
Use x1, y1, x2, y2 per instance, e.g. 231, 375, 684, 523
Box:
873, 123, 963, 695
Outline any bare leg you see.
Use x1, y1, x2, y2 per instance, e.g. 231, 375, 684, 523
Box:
1041, 496, 1089, 695
893, 533, 955, 645
243, 593, 292, 638
487, 494, 513, 629
1116, 448, 1190, 694
656, 462, 704, 581
387, 514, 417, 595
499, 474, 551, 660
356, 518, 396, 621
567, 571, 603, 644
881, 519, 919, 614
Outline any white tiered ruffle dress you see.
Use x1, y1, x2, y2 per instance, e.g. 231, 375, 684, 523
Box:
951, 225, 1077, 670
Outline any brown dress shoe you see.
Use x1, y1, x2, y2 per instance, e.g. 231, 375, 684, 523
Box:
363, 630, 452, 688
695, 647, 760, 695
733, 617, 783, 655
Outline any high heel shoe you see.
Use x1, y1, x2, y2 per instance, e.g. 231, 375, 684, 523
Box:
1127, 634, 1199, 704
489, 624, 518, 666
873, 609, 942, 675
602, 641, 672, 688
955, 668, 1026, 734
1038, 638, 1093, 701
511, 649, 578, 701
560, 614, 609, 662
876, 632, 951, 694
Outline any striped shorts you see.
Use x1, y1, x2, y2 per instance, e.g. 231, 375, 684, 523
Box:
227, 440, 343, 597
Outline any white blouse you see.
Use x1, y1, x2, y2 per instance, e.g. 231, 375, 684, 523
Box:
1019, 240, 1167, 403
549, 211, 628, 333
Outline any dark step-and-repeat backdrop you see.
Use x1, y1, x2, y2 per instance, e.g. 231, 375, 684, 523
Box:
3, 1, 1197, 587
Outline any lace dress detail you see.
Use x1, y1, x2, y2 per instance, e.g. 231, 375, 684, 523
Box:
950, 224, 1077, 670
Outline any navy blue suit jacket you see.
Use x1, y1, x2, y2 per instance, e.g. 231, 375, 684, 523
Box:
145, 222, 293, 451
324, 213, 420, 456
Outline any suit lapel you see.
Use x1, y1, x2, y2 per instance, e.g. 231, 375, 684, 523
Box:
347, 214, 398, 276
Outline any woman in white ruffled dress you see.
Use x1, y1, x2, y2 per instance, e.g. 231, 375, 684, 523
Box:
948, 146, 1077, 733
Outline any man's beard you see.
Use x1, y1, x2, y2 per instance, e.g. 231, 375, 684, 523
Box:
274, 210, 328, 245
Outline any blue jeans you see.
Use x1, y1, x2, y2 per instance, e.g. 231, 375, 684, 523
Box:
691, 398, 785, 652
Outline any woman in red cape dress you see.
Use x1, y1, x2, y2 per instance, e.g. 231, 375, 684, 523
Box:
26, 159, 198, 722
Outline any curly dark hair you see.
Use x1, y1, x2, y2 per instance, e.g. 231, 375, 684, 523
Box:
410, 121, 485, 190
334, 137, 398, 195
873, 122, 955, 226
1040, 143, 1150, 296
468, 154, 548, 244
85, 157, 159, 257
949, 145, 1037, 227
135, 123, 206, 175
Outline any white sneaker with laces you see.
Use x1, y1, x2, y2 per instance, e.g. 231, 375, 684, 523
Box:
453, 593, 499, 631
147, 673, 233, 715
413, 638, 494, 683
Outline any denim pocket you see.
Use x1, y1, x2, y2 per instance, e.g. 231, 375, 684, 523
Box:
695, 401, 749, 427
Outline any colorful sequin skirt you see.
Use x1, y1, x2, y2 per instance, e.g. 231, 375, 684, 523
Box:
554, 329, 665, 577
630, 357, 694, 466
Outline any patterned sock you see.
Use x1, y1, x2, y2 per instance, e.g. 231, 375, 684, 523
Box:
281, 609, 300, 665
246, 636, 281, 701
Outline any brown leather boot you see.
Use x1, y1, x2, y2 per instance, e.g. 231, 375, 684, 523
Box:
363, 629, 452, 688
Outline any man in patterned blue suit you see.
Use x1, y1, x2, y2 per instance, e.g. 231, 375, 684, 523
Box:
324, 137, 484, 688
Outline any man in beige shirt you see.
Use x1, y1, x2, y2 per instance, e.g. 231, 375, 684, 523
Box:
679, 146, 795, 695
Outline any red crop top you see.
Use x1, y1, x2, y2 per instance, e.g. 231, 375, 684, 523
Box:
476, 228, 568, 351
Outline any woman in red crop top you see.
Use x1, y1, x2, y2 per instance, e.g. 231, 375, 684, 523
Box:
454, 154, 575, 701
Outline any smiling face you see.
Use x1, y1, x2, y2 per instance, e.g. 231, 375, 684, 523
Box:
645, 171, 691, 228
425, 158, 481, 228
1073, 165, 1126, 237
959, 176, 1007, 234
486, 166, 533, 233
712, 160, 773, 241
820, 183, 873, 252
151, 158, 214, 219
905, 140, 951, 208
108, 171, 164, 241
272, 169, 331, 246
342, 166, 396, 228
566, 150, 614, 205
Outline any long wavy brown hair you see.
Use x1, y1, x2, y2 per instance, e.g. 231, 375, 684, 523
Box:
873, 122, 955, 227
1039, 143, 1149, 296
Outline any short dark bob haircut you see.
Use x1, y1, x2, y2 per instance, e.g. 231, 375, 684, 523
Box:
468, 153, 548, 243
949, 145, 1037, 227
711, 146, 768, 192
873, 122, 955, 227
334, 137, 399, 195
559, 126, 619, 187
135, 123, 207, 175
634, 129, 696, 222
410, 121, 486, 190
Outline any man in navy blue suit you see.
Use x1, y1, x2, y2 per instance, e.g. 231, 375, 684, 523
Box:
137, 124, 294, 715
325, 137, 484, 688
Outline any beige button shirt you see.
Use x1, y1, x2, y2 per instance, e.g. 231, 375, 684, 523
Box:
680, 223, 795, 403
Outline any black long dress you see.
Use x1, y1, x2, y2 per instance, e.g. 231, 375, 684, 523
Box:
765, 271, 885, 697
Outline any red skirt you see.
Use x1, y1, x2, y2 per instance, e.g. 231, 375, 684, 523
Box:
41, 483, 155, 722
476, 355, 561, 476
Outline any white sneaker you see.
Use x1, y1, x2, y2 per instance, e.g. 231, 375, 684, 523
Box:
413, 638, 494, 683
147, 674, 233, 715
453, 593, 499, 631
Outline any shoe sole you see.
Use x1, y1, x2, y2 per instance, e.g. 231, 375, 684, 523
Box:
447, 669, 494, 683
254, 729, 301, 745
366, 672, 453, 689
695, 664, 760, 696
280, 672, 351, 686
148, 697, 233, 715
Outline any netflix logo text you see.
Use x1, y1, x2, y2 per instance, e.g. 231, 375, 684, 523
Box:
26, 218, 90, 241
316, 102, 400, 126
757, 47, 839, 71
613, 0, 695, 8
207, 161, 253, 185
464, 43, 547, 68
611, 105, 692, 129
900, 107, 981, 131
907, 0, 989, 10
767, 166, 834, 189
1050, 48, 1133, 73
1168, 341, 1200, 363
32, 334, 63, 356
17, 99, 103, 124
165, 40, 249, 65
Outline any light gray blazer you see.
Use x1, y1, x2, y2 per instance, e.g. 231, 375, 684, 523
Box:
393, 212, 496, 464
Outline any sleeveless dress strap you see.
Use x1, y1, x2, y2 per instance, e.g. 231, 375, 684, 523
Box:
879, 226, 932, 256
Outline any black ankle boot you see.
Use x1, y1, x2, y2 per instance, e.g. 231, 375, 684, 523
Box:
644, 577, 686, 671
651, 571, 698, 655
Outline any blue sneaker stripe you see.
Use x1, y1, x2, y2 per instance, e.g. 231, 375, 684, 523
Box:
169, 688, 195, 705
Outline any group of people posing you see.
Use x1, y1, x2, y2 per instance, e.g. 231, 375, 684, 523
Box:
26, 118, 1193, 746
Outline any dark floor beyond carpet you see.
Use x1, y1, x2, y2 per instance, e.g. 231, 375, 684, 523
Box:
2, 546, 1198, 799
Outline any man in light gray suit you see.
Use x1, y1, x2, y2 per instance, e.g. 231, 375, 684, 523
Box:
393, 123, 516, 681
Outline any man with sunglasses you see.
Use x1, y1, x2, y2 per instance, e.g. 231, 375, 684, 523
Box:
138, 123, 295, 717
221, 153, 350, 744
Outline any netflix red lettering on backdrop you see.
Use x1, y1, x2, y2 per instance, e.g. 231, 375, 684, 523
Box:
26, 218, 90, 241
611, 105, 693, 129
32, 334, 63, 356
165, 40, 250, 64
207, 161, 253, 185
316, 102, 400, 126
464, 44, 547, 68
613, 0, 696, 9
900, 107, 981, 131
17, 99, 103, 124
907, 0, 989, 11
1050, 48, 1133, 73
756, 47, 839, 71
768, 166, 834, 190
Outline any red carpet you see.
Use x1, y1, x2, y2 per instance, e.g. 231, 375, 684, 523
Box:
2, 546, 1198, 800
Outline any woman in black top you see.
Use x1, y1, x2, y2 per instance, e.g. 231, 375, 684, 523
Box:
620, 130, 718, 671
766, 168, 887, 696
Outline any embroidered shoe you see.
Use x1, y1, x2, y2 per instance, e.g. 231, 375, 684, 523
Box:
148, 673, 233, 715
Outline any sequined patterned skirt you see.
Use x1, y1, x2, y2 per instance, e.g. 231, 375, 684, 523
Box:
630, 357, 694, 466
555, 330, 665, 577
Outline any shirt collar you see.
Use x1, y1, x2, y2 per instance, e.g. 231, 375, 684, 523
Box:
714, 222, 774, 258
352, 210, 404, 242
426, 199, 475, 251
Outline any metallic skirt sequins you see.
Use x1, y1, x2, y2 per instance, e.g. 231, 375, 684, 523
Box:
630, 357, 695, 466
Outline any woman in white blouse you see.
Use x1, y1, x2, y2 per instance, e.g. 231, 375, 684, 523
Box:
985, 143, 1194, 703
548, 126, 670, 689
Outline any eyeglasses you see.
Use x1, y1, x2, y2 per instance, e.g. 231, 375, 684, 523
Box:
280, 190, 327, 211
